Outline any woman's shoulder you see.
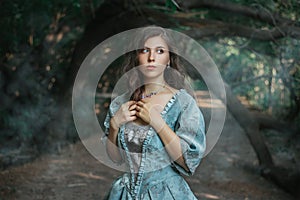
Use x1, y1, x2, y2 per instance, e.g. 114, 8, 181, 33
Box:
166, 85, 193, 99
162, 88, 197, 114
176, 89, 196, 103
173, 89, 201, 114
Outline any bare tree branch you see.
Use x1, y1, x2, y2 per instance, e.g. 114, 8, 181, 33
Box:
141, 7, 300, 40
176, 0, 298, 26
252, 112, 298, 135
183, 24, 289, 41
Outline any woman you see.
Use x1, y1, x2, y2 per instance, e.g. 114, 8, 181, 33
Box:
103, 26, 206, 199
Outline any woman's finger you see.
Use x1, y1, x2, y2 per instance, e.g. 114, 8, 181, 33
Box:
126, 101, 136, 108
129, 103, 137, 111
135, 111, 140, 117
136, 105, 141, 111
128, 115, 137, 121
130, 110, 136, 116
136, 101, 144, 107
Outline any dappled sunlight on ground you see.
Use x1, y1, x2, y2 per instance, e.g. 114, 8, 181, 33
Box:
198, 192, 220, 199
195, 90, 226, 109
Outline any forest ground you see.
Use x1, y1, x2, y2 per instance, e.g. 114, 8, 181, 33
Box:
0, 92, 296, 200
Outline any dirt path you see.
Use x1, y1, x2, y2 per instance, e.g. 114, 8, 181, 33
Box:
0, 101, 295, 200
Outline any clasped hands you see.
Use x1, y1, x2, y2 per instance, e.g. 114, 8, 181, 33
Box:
110, 99, 165, 131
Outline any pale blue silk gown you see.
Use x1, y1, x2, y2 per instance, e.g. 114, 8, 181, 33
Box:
103, 89, 206, 200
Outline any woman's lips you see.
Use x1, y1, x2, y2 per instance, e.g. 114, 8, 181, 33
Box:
146, 65, 156, 70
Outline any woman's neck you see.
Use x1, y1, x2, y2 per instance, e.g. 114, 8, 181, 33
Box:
143, 78, 166, 93
144, 83, 165, 93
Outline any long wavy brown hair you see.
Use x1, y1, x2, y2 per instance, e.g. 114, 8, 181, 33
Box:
122, 26, 188, 101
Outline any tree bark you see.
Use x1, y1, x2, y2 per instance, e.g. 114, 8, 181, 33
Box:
176, 0, 297, 26
140, 7, 300, 40
223, 84, 274, 167
252, 112, 298, 135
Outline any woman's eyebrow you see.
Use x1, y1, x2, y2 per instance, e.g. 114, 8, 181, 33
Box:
143, 46, 167, 49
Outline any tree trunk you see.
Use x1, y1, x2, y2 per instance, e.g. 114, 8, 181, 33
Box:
223, 84, 274, 167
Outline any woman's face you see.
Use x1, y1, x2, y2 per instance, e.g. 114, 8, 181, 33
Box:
137, 36, 170, 80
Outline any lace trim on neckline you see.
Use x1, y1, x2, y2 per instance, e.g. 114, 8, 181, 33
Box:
161, 89, 185, 115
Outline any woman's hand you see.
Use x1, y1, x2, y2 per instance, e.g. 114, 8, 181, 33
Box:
136, 99, 165, 131
107, 101, 136, 163
110, 101, 137, 130
136, 99, 189, 172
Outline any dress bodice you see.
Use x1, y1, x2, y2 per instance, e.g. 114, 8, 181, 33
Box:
124, 122, 150, 174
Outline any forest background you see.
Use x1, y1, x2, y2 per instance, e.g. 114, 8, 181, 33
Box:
0, 0, 299, 199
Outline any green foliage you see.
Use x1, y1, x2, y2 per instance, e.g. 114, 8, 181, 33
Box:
0, 0, 104, 56
165, 0, 178, 12
0, 0, 104, 149
193, 79, 207, 90
201, 36, 300, 117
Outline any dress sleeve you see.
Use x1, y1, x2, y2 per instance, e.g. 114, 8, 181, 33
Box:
102, 95, 123, 135
101, 96, 125, 164
103, 105, 114, 136
173, 99, 206, 176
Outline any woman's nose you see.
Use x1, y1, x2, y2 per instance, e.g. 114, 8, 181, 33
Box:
148, 51, 155, 62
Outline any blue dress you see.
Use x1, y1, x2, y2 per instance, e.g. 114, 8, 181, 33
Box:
103, 89, 206, 200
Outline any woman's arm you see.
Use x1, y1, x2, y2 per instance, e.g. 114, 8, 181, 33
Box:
106, 118, 123, 163
155, 121, 189, 172
105, 101, 137, 163
136, 100, 189, 172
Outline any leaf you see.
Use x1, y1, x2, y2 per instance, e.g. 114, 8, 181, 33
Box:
165, 0, 178, 12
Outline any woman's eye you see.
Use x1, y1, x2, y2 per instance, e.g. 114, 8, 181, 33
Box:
157, 49, 164, 54
140, 48, 149, 54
